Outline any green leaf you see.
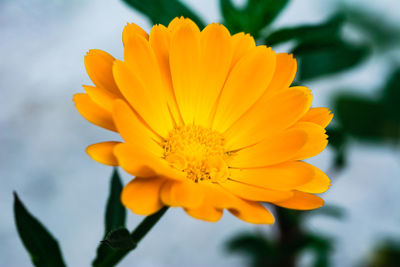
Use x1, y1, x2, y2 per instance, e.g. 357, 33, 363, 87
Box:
367, 239, 400, 267
220, 0, 289, 38
382, 68, 400, 123
264, 13, 370, 80
13, 192, 67, 267
293, 40, 369, 80
93, 169, 126, 266
226, 232, 276, 267
326, 127, 347, 152
342, 7, 400, 49
102, 228, 136, 250
265, 14, 344, 46
122, 0, 205, 29
302, 234, 332, 267
105, 169, 126, 233
92, 207, 168, 267
326, 127, 348, 169
334, 94, 386, 140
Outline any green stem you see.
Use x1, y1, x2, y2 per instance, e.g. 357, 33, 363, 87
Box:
94, 207, 168, 267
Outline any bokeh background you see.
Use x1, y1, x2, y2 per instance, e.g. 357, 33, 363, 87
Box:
1, 0, 400, 266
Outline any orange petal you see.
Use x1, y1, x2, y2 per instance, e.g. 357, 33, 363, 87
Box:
225, 86, 312, 149
299, 107, 333, 128
114, 143, 185, 180
295, 164, 331, 193
169, 19, 201, 124
202, 183, 275, 224
121, 177, 165, 215
160, 180, 204, 209
263, 53, 297, 96
149, 24, 182, 125
290, 122, 328, 160
184, 205, 223, 222
229, 128, 308, 168
212, 46, 276, 133
230, 32, 256, 67
168, 16, 192, 32
229, 161, 315, 190
84, 49, 121, 96
184, 191, 223, 222
112, 99, 162, 155
122, 22, 149, 47
196, 23, 233, 126
73, 93, 116, 131
113, 60, 173, 137
228, 200, 275, 224
86, 141, 120, 166
83, 85, 117, 112
274, 191, 324, 210
221, 179, 293, 202
123, 33, 175, 134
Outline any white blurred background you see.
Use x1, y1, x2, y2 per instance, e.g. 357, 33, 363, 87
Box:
1, 0, 400, 266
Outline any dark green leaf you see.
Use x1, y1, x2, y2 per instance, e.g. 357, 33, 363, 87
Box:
294, 40, 369, 80
93, 207, 168, 267
334, 94, 386, 140
226, 233, 271, 254
342, 7, 400, 49
122, 0, 205, 29
265, 14, 344, 46
302, 234, 332, 267
13, 192, 66, 267
219, 0, 244, 35
105, 169, 126, 233
220, 0, 289, 38
326, 127, 348, 169
226, 233, 276, 267
102, 228, 136, 250
366, 239, 400, 267
326, 127, 347, 151
382, 68, 400, 123
93, 169, 126, 266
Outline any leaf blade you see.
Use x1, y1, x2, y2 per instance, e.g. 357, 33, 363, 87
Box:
294, 40, 369, 80
220, 0, 289, 37
105, 169, 126, 233
93, 169, 126, 266
13, 192, 67, 267
265, 14, 344, 46
334, 94, 386, 140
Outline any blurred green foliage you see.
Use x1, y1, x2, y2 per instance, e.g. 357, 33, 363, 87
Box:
122, 0, 205, 28
265, 15, 344, 46
364, 239, 400, 267
227, 207, 339, 267
220, 0, 289, 39
340, 7, 400, 50
294, 39, 369, 80
266, 14, 370, 80
331, 67, 400, 172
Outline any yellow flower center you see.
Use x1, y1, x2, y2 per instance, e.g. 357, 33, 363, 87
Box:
162, 125, 231, 183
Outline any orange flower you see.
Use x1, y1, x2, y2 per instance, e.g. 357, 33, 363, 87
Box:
74, 17, 333, 224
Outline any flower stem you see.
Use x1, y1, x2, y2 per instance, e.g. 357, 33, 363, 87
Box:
93, 207, 168, 267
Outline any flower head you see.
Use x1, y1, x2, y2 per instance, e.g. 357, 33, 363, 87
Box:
74, 17, 333, 224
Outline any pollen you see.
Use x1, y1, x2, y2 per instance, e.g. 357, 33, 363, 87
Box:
161, 125, 231, 183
